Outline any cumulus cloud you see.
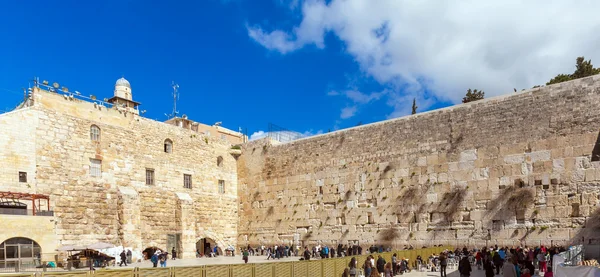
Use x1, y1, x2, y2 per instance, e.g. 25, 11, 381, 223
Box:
247, 0, 600, 117
249, 130, 267, 141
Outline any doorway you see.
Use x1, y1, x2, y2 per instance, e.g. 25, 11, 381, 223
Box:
196, 238, 219, 257
0, 237, 41, 268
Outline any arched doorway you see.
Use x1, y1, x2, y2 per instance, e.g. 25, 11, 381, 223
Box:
0, 237, 41, 268
195, 238, 221, 257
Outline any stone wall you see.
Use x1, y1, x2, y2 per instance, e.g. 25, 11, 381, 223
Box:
237, 75, 600, 248
0, 108, 38, 195
0, 214, 57, 261
0, 88, 239, 258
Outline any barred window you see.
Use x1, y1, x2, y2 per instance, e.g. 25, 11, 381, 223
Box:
218, 180, 225, 194
19, 172, 27, 183
90, 159, 102, 177
90, 125, 101, 141
146, 169, 154, 185
184, 174, 192, 189
164, 139, 173, 153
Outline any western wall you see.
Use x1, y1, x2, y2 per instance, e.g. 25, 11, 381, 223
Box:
237, 75, 600, 249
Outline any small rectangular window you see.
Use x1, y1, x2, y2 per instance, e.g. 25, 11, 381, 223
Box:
19, 172, 27, 183
146, 169, 155, 185
184, 174, 192, 189
90, 159, 102, 177
218, 180, 225, 194
367, 212, 374, 224
319, 186, 323, 195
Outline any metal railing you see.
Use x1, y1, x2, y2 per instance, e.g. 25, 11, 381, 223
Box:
0, 247, 447, 277
0, 261, 65, 273
0, 208, 54, 216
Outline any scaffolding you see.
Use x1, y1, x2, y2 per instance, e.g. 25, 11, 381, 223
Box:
267, 123, 305, 143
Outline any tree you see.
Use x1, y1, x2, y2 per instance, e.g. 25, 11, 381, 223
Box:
546, 56, 600, 85
462, 89, 485, 103
411, 98, 417, 114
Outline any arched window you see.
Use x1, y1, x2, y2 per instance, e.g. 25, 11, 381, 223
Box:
164, 139, 173, 153
217, 156, 223, 167
90, 125, 101, 141
0, 237, 41, 265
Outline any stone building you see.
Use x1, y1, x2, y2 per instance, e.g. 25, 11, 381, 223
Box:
237, 75, 600, 250
0, 78, 245, 263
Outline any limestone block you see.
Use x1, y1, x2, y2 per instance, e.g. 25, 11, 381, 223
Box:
504, 154, 525, 164
585, 168, 597, 181
526, 151, 551, 163
554, 206, 570, 218
460, 149, 478, 162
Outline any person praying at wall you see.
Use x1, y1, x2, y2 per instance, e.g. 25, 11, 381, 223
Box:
172, 247, 177, 260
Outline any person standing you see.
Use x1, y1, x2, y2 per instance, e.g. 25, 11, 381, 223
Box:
439, 252, 448, 277
171, 247, 177, 260
537, 250, 547, 273
243, 248, 249, 264
502, 255, 517, 277
493, 250, 504, 275
458, 255, 472, 277
119, 250, 128, 267
384, 262, 393, 277
483, 253, 495, 277
363, 257, 372, 277
377, 255, 386, 274
348, 257, 357, 277
126, 249, 132, 264
150, 252, 158, 268
159, 253, 167, 268
303, 247, 311, 261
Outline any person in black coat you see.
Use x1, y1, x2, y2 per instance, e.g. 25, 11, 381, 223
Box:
458, 255, 472, 276
483, 253, 495, 277
376, 255, 386, 273
119, 250, 127, 266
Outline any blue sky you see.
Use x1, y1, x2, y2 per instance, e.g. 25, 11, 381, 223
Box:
1, 0, 599, 139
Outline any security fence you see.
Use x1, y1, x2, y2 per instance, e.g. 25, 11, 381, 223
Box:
0, 247, 446, 277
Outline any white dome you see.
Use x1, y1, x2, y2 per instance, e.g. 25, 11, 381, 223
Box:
115, 77, 131, 88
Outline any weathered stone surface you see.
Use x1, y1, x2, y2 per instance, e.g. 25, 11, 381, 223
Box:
237, 75, 600, 247
1, 87, 240, 258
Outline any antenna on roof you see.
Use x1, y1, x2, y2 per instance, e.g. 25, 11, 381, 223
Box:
168, 82, 180, 119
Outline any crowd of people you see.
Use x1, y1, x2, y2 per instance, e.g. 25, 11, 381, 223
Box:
424, 245, 565, 277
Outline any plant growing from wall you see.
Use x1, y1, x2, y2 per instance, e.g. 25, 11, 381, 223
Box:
204, 137, 209, 144
266, 206, 274, 216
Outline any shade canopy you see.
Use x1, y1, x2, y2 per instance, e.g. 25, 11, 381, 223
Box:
56, 245, 84, 251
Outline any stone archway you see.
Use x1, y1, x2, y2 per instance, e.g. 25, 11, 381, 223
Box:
195, 237, 222, 257
0, 237, 42, 268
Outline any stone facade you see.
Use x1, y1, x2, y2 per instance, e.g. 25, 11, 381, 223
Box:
237, 75, 600, 248
0, 85, 241, 258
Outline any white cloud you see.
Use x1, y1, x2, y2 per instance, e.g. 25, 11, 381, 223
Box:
249, 129, 324, 141
340, 106, 358, 119
249, 130, 267, 141
344, 89, 386, 104
329, 89, 387, 119
247, 0, 600, 117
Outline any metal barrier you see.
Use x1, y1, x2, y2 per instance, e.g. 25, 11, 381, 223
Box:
40, 272, 89, 277
2, 247, 447, 277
